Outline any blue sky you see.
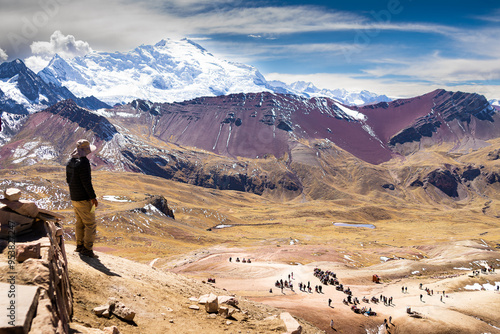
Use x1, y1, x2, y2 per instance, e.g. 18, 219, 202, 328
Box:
1, 0, 499, 99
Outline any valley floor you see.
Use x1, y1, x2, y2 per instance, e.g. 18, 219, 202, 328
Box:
167, 243, 500, 334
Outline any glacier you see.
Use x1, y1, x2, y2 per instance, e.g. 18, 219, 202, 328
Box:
37, 38, 392, 107
38, 38, 271, 105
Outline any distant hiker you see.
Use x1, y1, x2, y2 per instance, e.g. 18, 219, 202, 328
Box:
420, 294, 423, 301
229, 257, 232, 262
330, 319, 333, 328
328, 298, 332, 307
66, 139, 99, 258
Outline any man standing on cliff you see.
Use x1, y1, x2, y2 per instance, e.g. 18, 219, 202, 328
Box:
66, 139, 99, 258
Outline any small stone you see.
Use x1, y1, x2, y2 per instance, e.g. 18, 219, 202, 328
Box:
93, 305, 109, 316
103, 326, 120, 334
102, 309, 111, 318
169, 319, 174, 323
16, 243, 41, 262
5, 188, 21, 201
226, 320, 232, 325
189, 305, 200, 310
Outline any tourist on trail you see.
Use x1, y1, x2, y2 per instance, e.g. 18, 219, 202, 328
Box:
330, 319, 333, 328
328, 298, 332, 307
66, 139, 99, 258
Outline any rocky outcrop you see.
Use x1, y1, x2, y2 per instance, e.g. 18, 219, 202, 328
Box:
425, 169, 459, 197
487, 149, 500, 160
136, 195, 175, 219
485, 172, 500, 184
45, 99, 118, 141
462, 167, 481, 181
382, 183, 395, 190
121, 150, 303, 196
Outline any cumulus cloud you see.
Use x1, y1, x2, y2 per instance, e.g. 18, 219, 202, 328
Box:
30, 30, 92, 58
24, 31, 92, 73
0, 48, 7, 61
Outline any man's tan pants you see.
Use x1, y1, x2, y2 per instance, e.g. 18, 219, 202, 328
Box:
72, 200, 96, 250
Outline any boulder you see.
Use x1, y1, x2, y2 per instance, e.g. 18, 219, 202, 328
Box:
204, 293, 218, 313
218, 306, 229, 317
280, 312, 302, 334
198, 294, 209, 304
218, 295, 238, 307
16, 243, 41, 262
113, 302, 136, 321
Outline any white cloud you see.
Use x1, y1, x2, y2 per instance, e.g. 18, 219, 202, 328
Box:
24, 55, 51, 73
363, 55, 500, 85
0, 48, 7, 61
23, 30, 93, 73
30, 30, 92, 58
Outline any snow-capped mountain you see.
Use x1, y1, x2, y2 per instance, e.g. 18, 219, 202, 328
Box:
0, 59, 109, 115
267, 80, 392, 106
38, 38, 271, 105
490, 99, 500, 111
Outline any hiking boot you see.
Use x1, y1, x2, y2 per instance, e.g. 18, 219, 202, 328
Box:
80, 248, 99, 258
75, 244, 84, 253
